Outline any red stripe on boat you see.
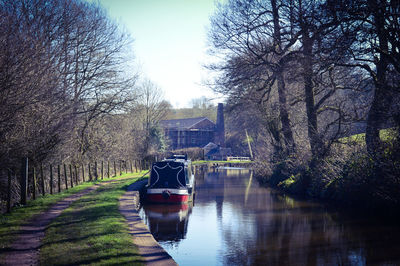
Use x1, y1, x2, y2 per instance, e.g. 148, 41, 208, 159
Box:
147, 193, 189, 203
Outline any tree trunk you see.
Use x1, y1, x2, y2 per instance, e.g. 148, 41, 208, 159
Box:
302, 28, 322, 157
366, 93, 384, 155
57, 165, 61, 193
366, 1, 392, 156
64, 164, 68, 190
50, 165, 53, 194
277, 72, 296, 153
20, 158, 28, 205
7, 170, 12, 213
272, 0, 296, 154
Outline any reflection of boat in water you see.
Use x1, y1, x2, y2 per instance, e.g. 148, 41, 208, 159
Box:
143, 203, 193, 242
146, 155, 195, 204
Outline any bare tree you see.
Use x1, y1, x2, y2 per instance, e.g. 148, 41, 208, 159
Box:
132, 80, 170, 156
330, 0, 400, 155
0, 0, 139, 208
208, 0, 369, 162
209, 0, 297, 155
53, 0, 137, 159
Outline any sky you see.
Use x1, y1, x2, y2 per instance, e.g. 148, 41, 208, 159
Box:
95, 0, 219, 108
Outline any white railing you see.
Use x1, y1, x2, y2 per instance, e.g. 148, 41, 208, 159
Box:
226, 156, 251, 161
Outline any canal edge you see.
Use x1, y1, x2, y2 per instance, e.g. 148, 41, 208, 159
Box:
119, 179, 178, 266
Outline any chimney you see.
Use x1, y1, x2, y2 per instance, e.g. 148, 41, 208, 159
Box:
215, 103, 225, 147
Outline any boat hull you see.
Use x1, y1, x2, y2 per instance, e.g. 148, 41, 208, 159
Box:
146, 188, 192, 204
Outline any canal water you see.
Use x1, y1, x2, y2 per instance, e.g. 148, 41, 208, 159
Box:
139, 167, 400, 265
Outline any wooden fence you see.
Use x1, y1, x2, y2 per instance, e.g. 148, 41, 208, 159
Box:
4, 158, 154, 213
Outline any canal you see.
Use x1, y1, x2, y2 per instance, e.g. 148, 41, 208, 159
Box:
139, 167, 400, 265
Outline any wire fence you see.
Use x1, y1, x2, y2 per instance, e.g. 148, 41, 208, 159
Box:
2, 158, 154, 214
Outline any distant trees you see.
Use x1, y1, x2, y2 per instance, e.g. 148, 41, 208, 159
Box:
166, 97, 217, 121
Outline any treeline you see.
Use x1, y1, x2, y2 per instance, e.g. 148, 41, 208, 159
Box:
208, 0, 400, 210
0, 0, 168, 212
165, 96, 217, 121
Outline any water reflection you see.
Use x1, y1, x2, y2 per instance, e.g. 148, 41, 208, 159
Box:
139, 167, 400, 266
141, 203, 192, 242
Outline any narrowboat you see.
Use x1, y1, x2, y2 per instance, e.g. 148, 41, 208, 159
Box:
146, 155, 195, 204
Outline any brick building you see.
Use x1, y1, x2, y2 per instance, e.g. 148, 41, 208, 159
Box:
160, 103, 225, 150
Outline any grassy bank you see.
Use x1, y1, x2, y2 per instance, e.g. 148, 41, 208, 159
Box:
39, 172, 147, 265
256, 129, 400, 214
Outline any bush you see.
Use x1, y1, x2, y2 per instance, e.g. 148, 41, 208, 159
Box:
256, 132, 400, 213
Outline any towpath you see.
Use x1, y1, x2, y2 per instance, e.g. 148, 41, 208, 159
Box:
119, 179, 177, 266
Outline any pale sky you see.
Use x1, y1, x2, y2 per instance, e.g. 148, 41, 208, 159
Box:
96, 0, 219, 108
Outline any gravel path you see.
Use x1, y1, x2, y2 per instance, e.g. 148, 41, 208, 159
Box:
119, 179, 177, 266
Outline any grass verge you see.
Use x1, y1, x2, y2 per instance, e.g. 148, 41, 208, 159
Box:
0, 181, 96, 254
339, 128, 397, 144
39, 172, 148, 265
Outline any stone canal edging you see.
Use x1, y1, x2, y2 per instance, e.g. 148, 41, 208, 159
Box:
119, 179, 177, 266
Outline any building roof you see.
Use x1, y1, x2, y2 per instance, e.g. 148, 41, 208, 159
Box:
160, 117, 215, 130
203, 142, 218, 150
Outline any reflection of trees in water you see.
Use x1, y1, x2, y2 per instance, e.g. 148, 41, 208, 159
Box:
197, 169, 400, 265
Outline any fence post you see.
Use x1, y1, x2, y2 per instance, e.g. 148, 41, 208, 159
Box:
57, 165, 61, 193
82, 164, 85, 182
88, 163, 92, 181
40, 164, 45, 196
94, 161, 98, 180
20, 158, 28, 205
33, 167, 37, 200
64, 164, 68, 190
7, 169, 12, 213
107, 161, 110, 178
113, 161, 116, 177
101, 161, 104, 179
50, 165, 53, 194
69, 164, 73, 188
